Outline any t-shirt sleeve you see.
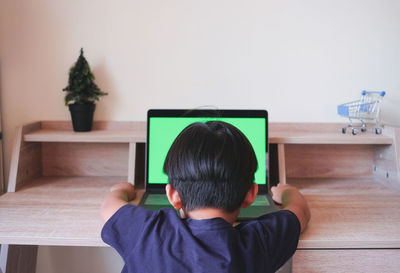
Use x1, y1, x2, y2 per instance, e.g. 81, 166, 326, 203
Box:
101, 204, 155, 257
258, 210, 301, 271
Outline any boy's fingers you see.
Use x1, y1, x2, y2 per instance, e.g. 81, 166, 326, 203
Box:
271, 186, 283, 204
272, 196, 282, 205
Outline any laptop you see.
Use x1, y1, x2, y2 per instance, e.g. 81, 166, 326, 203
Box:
139, 109, 277, 220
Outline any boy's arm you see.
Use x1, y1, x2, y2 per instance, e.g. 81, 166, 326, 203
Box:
271, 183, 311, 232
100, 182, 136, 222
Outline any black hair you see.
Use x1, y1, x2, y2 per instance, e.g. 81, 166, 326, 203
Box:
163, 121, 258, 212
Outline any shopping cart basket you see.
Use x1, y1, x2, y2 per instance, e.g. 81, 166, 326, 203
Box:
337, 90, 386, 135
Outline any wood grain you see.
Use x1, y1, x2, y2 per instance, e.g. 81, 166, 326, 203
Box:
293, 249, 400, 273
270, 122, 347, 133
0, 141, 3, 194
24, 129, 146, 143
8, 122, 42, 192
42, 142, 129, 177
395, 128, 400, 172
128, 143, 136, 184
374, 127, 400, 192
269, 132, 393, 144
285, 144, 374, 178
2, 121, 400, 254
40, 120, 146, 131
269, 123, 393, 144
1, 177, 399, 248
26, 121, 147, 143
0, 176, 144, 246
278, 143, 286, 184
291, 178, 400, 248
373, 143, 400, 192
23, 121, 394, 145
270, 122, 389, 134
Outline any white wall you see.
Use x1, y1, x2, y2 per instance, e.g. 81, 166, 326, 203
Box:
1, 0, 399, 272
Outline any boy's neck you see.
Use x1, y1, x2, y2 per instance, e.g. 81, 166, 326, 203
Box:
184, 207, 240, 225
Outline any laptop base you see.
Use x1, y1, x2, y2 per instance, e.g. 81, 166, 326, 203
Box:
139, 192, 276, 220
237, 194, 277, 221
139, 192, 175, 211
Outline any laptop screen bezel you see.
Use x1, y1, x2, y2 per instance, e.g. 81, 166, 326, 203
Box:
145, 109, 269, 194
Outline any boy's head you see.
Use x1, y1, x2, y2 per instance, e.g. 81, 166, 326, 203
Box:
163, 121, 258, 213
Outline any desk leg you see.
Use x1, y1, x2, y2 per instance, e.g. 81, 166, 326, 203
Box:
0, 245, 37, 273
278, 144, 287, 184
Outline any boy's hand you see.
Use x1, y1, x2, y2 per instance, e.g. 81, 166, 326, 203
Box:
110, 182, 136, 201
271, 183, 296, 205
271, 183, 311, 233
100, 182, 136, 222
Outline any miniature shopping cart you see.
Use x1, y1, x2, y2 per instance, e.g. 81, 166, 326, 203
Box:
337, 90, 386, 135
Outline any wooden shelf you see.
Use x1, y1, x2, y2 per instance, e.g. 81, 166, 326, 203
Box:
22, 121, 146, 143
24, 129, 146, 143
1, 176, 399, 248
23, 126, 392, 145
269, 122, 394, 144
269, 132, 393, 144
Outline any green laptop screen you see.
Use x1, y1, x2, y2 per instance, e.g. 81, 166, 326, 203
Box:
148, 117, 267, 185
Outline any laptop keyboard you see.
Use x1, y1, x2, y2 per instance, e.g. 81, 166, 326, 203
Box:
252, 195, 270, 206
144, 194, 269, 206
144, 194, 171, 205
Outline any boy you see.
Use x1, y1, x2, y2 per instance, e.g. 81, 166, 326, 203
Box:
101, 121, 310, 273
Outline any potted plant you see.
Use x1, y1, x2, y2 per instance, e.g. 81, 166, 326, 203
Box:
63, 48, 108, 132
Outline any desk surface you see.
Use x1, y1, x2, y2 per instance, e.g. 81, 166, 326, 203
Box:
1, 176, 399, 248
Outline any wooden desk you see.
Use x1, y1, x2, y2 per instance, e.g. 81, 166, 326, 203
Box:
1, 121, 399, 273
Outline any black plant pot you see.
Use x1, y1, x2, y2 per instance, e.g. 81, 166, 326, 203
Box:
68, 103, 96, 132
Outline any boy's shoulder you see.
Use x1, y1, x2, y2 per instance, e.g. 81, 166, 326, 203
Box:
236, 210, 301, 235
102, 204, 300, 241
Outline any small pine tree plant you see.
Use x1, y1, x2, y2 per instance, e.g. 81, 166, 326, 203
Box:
63, 48, 107, 105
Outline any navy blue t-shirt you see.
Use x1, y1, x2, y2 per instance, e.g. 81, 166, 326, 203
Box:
101, 204, 300, 273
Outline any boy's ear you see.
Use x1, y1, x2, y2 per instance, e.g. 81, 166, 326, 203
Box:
166, 184, 183, 210
241, 183, 258, 209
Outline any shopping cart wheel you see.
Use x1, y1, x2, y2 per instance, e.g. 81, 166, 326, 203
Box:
342, 127, 347, 134
361, 125, 367, 132
375, 128, 382, 134
352, 128, 357, 135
